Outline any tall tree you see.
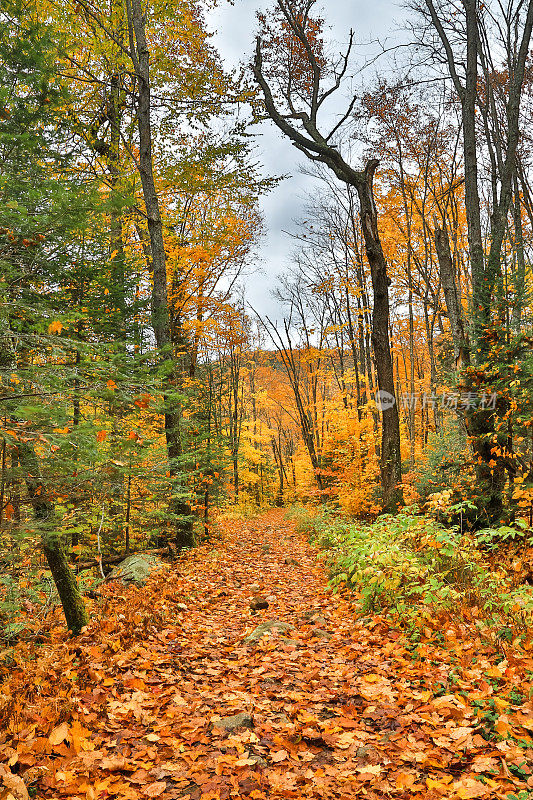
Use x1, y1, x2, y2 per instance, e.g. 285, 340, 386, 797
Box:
415, 0, 533, 522
253, 0, 403, 511
0, 0, 88, 633
124, 0, 194, 546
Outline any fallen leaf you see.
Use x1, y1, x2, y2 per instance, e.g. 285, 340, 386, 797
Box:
143, 781, 167, 797
48, 722, 70, 746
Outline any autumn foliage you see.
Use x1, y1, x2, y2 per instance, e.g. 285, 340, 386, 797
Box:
3, 512, 533, 800
1, 0, 533, 797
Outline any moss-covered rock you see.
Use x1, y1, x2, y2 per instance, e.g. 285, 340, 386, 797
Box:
244, 619, 294, 643
213, 712, 253, 731
107, 554, 164, 587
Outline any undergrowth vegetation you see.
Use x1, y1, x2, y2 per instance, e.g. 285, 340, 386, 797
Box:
287, 504, 533, 639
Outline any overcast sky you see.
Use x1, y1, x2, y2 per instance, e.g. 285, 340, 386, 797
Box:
207, 0, 406, 319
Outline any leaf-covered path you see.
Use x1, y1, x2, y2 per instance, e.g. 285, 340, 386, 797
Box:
2, 510, 533, 799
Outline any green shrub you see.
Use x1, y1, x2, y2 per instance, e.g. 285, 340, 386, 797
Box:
475, 519, 532, 550
293, 506, 533, 631
285, 504, 346, 549
415, 417, 468, 499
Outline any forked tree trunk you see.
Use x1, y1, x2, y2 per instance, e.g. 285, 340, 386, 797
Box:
127, 0, 193, 547
253, 28, 403, 513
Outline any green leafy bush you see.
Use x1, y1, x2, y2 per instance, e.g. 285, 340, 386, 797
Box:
475, 519, 532, 550
293, 506, 533, 631
415, 418, 468, 499
285, 504, 345, 549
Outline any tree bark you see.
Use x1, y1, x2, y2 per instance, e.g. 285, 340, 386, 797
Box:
355, 162, 403, 511
0, 301, 87, 634
126, 0, 193, 546
423, 0, 533, 524
433, 217, 470, 368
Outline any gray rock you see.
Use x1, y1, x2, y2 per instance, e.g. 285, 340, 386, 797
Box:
244, 619, 295, 643
107, 554, 164, 587
213, 712, 253, 731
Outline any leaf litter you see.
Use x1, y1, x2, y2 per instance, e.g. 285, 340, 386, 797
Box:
1, 509, 533, 799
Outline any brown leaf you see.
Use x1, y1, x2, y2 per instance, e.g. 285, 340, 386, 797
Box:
100, 757, 128, 772
143, 781, 167, 797
1, 772, 29, 800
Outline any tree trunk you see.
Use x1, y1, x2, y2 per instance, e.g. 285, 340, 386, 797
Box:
355, 161, 403, 511
0, 305, 87, 634
253, 27, 402, 511
127, 0, 193, 547
433, 217, 470, 368
423, 0, 533, 524
511, 173, 526, 330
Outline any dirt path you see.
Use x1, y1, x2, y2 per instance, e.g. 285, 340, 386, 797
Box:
1, 510, 531, 799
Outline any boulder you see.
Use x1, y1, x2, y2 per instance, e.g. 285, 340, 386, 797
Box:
249, 597, 269, 611
213, 712, 253, 732
107, 554, 164, 587
301, 609, 327, 626
244, 619, 295, 643
311, 628, 332, 640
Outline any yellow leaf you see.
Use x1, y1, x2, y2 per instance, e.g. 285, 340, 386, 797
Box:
396, 772, 415, 789
48, 321, 63, 335
144, 783, 166, 798
48, 722, 70, 746
495, 717, 512, 736
485, 666, 502, 678
235, 756, 257, 767
362, 673, 381, 683
493, 697, 509, 713
357, 764, 382, 775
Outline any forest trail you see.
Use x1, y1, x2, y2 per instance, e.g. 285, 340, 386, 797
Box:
2, 510, 533, 799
